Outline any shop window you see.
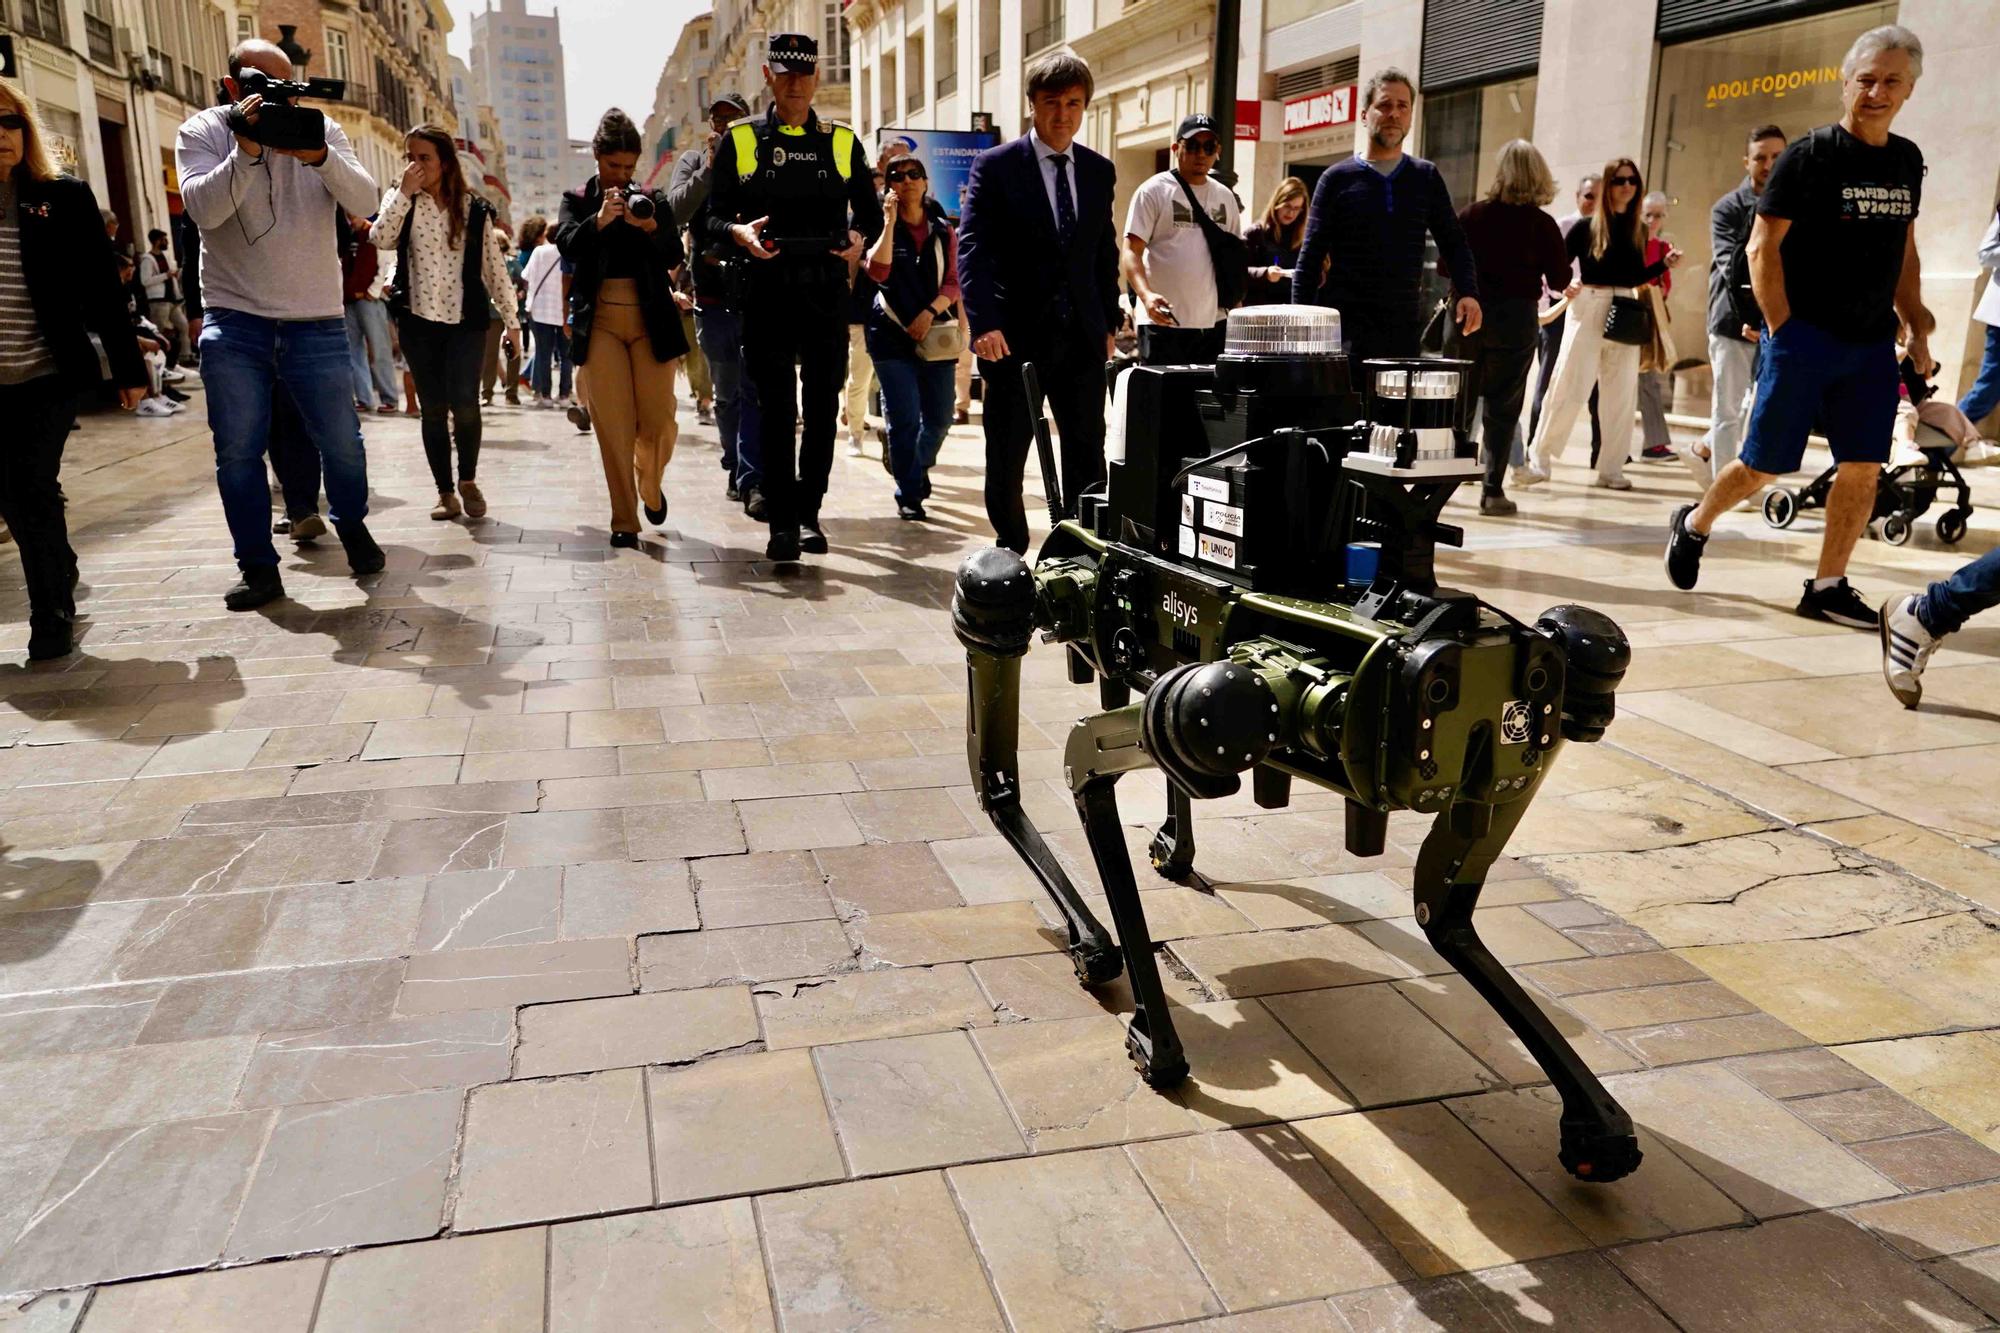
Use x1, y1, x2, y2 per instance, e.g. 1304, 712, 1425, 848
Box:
1423, 76, 1535, 209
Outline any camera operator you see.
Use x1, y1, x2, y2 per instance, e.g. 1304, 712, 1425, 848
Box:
555, 108, 689, 548
705, 34, 880, 563
373, 125, 518, 524
176, 39, 384, 612
669, 91, 764, 515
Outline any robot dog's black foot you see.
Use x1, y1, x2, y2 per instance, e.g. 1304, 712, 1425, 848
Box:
1070, 940, 1124, 986
1146, 824, 1195, 879
1125, 1020, 1189, 1089
1559, 1122, 1644, 1183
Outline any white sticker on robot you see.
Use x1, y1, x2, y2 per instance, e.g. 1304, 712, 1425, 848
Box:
1188, 475, 1230, 504
1178, 524, 1197, 557
1181, 493, 1195, 526
1198, 533, 1237, 568
1204, 500, 1244, 537
1500, 700, 1532, 744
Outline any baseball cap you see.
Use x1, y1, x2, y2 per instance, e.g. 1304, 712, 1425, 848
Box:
709, 91, 750, 117
766, 32, 818, 74
1175, 113, 1218, 142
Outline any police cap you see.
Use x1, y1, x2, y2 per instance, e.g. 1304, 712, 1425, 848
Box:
767, 32, 818, 74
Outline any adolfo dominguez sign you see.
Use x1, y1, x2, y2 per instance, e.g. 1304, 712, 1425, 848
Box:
1705, 64, 1840, 108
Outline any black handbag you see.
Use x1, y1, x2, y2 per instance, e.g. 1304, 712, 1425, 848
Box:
1603, 293, 1652, 346
1171, 171, 1249, 313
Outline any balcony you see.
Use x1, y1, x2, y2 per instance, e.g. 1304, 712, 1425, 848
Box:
1023, 17, 1062, 53
980, 49, 1000, 77
83, 13, 114, 65
936, 70, 957, 100
906, 86, 923, 114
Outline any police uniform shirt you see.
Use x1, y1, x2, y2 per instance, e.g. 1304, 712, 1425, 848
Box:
705, 107, 882, 277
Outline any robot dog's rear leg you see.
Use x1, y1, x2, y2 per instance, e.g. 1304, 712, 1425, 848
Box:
965, 649, 1122, 985
1077, 777, 1190, 1088
1413, 796, 1643, 1184
1147, 782, 1198, 880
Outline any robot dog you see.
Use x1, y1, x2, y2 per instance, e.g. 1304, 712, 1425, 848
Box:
951, 307, 1642, 1182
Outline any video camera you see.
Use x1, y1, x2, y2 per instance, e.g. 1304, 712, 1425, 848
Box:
951, 305, 1645, 1183
222, 68, 344, 153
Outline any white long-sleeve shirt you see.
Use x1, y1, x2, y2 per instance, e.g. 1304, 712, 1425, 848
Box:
371, 186, 518, 331
175, 106, 378, 321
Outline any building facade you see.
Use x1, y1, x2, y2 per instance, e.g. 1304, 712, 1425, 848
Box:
844, 0, 2000, 404
710, 0, 852, 125
639, 9, 711, 188
449, 51, 511, 226
467, 0, 565, 217
4, 0, 236, 250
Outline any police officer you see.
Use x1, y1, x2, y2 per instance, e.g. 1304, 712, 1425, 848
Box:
707, 32, 880, 563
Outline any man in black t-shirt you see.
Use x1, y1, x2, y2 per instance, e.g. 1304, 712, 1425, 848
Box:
1665, 24, 1934, 630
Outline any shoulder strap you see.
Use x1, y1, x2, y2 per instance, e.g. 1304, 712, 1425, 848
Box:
732, 123, 760, 180
1170, 171, 1225, 243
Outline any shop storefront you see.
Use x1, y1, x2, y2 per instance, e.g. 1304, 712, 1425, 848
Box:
1278, 79, 1359, 194
1419, 0, 1541, 205
1644, 1, 1898, 352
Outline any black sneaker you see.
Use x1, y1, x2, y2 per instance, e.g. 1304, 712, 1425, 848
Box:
335, 519, 384, 575
643, 498, 668, 526
742, 488, 768, 521
726, 480, 741, 502
224, 565, 284, 612
1641, 443, 1675, 461
799, 522, 828, 555
897, 502, 926, 521
765, 529, 801, 562
1797, 577, 1879, 629
1665, 503, 1707, 591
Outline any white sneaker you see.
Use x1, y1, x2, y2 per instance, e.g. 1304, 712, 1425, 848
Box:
161, 367, 186, 384
1679, 444, 1715, 491
847, 435, 867, 457
136, 398, 176, 417
1514, 463, 1549, 488
1594, 475, 1633, 491
1879, 593, 1939, 708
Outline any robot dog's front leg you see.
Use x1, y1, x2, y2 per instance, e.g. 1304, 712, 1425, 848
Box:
954, 549, 1122, 985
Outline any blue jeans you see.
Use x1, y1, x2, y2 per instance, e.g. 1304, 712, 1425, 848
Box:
1959, 323, 2000, 425
1917, 547, 2000, 637
530, 320, 572, 398
696, 304, 760, 490
873, 353, 955, 504
199, 308, 370, 569
345, 299, 398, 407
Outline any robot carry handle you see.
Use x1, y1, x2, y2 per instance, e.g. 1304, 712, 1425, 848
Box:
1021, 362, 1065, 528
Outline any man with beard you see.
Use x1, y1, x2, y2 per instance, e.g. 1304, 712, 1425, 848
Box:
1292, 67, 1480, 363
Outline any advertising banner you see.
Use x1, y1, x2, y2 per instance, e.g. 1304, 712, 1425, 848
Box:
874, 126, 1001, 221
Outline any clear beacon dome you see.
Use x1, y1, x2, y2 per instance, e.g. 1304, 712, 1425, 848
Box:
1222, 305, 1343, 359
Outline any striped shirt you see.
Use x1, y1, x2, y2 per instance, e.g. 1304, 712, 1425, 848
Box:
0, 180, 59, 385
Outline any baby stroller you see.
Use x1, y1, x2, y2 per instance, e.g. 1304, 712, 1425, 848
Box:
1762, 357, 1975, 547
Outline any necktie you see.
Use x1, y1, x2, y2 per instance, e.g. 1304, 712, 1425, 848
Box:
1051, 153, 1076, 250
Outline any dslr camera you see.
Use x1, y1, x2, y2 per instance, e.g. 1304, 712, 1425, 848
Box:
222, 68, 345, 152
617, 188, 657, 222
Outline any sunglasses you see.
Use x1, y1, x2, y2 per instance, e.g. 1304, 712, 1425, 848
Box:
1610, 175, 1641, 186
0, 114, 27, 131
886, 167, 925, 183
1183, 137, 1220, 153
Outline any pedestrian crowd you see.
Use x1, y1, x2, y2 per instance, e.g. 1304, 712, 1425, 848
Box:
1, 22, 1995, 708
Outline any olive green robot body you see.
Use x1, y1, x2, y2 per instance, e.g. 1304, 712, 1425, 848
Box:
952, 342, 1641, 1183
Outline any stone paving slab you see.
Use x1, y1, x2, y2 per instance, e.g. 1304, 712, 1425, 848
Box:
4, 394, 2000, 1329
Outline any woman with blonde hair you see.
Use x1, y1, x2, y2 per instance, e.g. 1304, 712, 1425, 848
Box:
0, 79, 148, 659
1524, 155, 1682, 489
1245, 176, 1309, 294
1444, 139, 1571, 514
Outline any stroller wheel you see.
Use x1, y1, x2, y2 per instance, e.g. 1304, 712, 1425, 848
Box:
1937, 510, 1969, 545
1882, 513, 1913, 546
1762, 488, 1798, 529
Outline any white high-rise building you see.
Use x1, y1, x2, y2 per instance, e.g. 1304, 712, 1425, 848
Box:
470, 0, 571, 219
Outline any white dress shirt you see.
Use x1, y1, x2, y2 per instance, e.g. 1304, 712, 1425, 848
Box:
371, 186, 518, 331
1029, 127, 1078, 233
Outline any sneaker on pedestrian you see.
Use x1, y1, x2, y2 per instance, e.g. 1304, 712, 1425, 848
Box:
224, 565, 284, 612
161, 367, 186, 384
335, 519, 385, 575
1679, 443, 1715, 491
136, 397, 176, 417
1479, 493, 1517, 517
162, 386, 190, 403
847, 434, 866, 457
726, 480, 741, 502
897, 502, 926, 521
1594, 476, 1633, 491
1797, 577, 1879, 629
1879, 593, 1937, 708
800, 521, 829, 555
1513, 462, 1548, 488
289, 513, 327, 543
26, 621, 72, 661
1640, 443, 1674, 461
431, 490, 462, 521
765, 528, 801, 562
1664, 503, 1707, 590
742, 488, 768, 521
376, 402, 400, 415
567, 403, 591, 433
458, 479, 488, 519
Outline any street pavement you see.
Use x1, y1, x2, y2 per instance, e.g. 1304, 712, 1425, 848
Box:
2, 379, 1999, 1331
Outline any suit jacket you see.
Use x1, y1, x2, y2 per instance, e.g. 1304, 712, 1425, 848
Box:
957, 135, 1119, 352
10, 171, 147, 393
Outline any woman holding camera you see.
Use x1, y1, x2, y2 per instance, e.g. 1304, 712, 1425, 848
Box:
1, 80, 148, 659
864, 153, 963, 521
373, 124, 519, 521
555, 108, 687, 547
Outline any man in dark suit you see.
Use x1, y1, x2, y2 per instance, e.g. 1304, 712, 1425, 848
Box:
958, 50, 1120, 554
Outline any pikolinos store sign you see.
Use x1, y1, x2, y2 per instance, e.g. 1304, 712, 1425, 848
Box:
1283, 85, 1356, 136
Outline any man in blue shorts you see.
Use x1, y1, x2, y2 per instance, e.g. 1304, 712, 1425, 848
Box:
1664, 24, 1933, 630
